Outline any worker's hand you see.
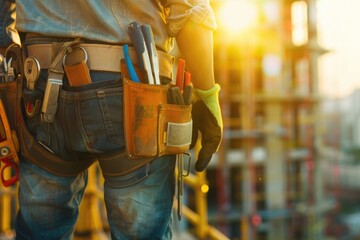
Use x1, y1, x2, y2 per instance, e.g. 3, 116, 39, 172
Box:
190, 84, 223, 172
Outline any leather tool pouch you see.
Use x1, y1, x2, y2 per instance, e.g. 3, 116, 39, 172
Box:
0, 81, 18, 129
123, 77, 192, 159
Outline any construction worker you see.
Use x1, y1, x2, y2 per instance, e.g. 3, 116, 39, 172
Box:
14, 0, 223, 239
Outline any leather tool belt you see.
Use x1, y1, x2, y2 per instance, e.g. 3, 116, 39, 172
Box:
27, 43, 174, 79
16, 38, 187, 177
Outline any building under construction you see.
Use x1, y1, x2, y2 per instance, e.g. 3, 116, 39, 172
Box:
0, 0, 354, 239
198, 0, 329, 239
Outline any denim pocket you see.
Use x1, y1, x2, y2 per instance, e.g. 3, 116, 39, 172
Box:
58, 80, 124, 153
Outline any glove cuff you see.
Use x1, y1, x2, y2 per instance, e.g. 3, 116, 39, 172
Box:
194, 84, 223, 129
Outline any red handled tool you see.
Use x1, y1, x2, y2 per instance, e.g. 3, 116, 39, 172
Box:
0, 99, 19, 187
1, 157, 18, 187
174, 59, 193, 105
176, 59, 185, 92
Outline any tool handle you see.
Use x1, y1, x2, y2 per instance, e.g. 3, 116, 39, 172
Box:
123, 44, 140, 82
141, 25, 156, 60
176, 59, 185, 91
1, 158, 18, 187
185, 71, 191, 86
128, 22, 154, 84
128, 22, 146, 70
183, 85, 193, 105
141, 24, 160, 85
167, 86, 185, 105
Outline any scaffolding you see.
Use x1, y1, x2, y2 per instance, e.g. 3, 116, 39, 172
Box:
208, 0, 329, 239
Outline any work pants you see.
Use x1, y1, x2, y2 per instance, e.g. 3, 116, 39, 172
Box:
15, 70, 176, 239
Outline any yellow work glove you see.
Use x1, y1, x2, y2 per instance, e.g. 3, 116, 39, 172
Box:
191, 84, 223, 172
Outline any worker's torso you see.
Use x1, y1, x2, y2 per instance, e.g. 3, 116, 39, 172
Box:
15, 0, 173, 52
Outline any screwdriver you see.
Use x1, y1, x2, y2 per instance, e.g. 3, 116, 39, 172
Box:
128, 22, 154, 84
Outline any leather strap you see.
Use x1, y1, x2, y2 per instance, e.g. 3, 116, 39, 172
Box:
18, 120, 154, 177
27, 43, 174, 79
97, 151, 153, 177
18, 121, 95, 176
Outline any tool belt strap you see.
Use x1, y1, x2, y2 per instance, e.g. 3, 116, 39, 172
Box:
98, 151, 153, 177
18, 120, 154, 177
19, 78, 154, 178
18, 122, 94, 176
27, 43, 174, 79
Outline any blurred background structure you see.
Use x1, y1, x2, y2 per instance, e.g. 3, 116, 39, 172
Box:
207, 0, 327, 239
1, 0, 360, 239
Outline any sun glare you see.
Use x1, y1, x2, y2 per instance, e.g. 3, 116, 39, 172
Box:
291, 1, 308, 46
218, 0, 258, 33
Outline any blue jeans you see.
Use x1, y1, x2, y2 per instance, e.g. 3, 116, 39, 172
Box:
15, 156, 175, 240
15, 71, 176, 239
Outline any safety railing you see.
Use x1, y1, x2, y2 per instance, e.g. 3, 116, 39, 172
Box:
74, 164, 108, 240
0, 168, 17, 240
175, 170, 229, 240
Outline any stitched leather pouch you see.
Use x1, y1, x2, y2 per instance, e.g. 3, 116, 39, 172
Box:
0, 81, 18, 129
123, 79, 192, 159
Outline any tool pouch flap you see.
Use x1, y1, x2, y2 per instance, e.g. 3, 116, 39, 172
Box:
159, 104, 192, 155
123, 78, 192, 159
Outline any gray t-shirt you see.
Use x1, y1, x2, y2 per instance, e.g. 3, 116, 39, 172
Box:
15, 0, 216, 52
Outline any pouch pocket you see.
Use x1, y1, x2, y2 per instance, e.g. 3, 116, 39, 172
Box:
123, 78, 192, 159
58, 79, 124, 153
158, 104, 192, 155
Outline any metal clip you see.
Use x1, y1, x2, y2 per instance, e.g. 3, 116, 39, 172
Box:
177, 152, 191, 220
41, 72, 63, 123
63, 46, 92, 86
0, 54, 6, 83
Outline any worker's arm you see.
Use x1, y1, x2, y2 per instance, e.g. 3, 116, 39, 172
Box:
162, 0, 216, 89
176, 20, 223, 172
175, 19, 215, 90
163, 0, 222, 171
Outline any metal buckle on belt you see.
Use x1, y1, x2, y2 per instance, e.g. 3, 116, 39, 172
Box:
63, 46, 92, 86
41, 40, 81, 122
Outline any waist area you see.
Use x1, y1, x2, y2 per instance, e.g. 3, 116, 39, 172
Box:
24, 35, 174, 80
